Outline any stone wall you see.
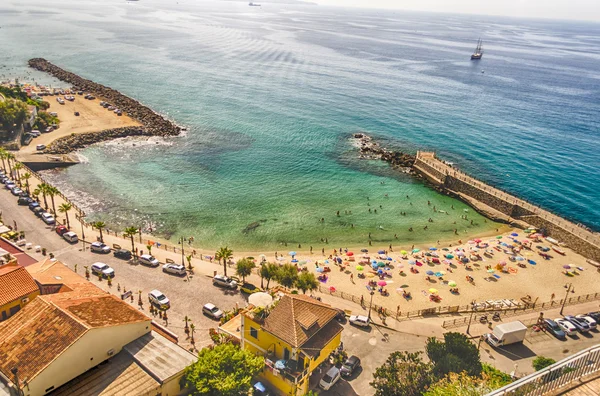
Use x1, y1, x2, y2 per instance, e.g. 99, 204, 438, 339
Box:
444, 176, 516, 216
45, 126, 147, 154
413, 158, 446, 184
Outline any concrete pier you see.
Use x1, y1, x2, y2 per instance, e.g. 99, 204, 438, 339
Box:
413, 151, 600, 261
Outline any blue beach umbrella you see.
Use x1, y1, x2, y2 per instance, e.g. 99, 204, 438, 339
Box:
429, 247, 437, 251
426, 270, 434, 275
446, 254, 454, 259
378, 250, 385, 254
435, 272, 444, 277
289, 251, 297, 256
528, 260, 537, 265
291, 259, 298, 263
511, 233, 519, 237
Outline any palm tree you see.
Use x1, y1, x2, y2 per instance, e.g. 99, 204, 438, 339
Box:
59, 203, 72, 229
47, 185, 58, 215
5, 152, 15, 177
235, 258, 256, 283
186, 254, 193, 272
32, 187, 40, 203
21, 172, 31, 195
295, 272, 319, 294
260, 262, 279, 289
0, 148, 7, 173
92, 221, 106, 243
38, 183, 49, 209
123, 226, 138, 256
215, 246, 233, 276
13, 162, 23, 187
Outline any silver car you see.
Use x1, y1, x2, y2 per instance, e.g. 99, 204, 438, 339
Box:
162, 263, 187, 276
90, 241, 111, 254
138, 254, 160, 267
203, 303, 223, 320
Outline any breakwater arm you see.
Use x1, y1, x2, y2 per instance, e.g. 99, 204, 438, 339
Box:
28, 58, 181, 154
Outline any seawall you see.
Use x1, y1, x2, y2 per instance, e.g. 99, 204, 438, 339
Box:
413, 152, 600, 261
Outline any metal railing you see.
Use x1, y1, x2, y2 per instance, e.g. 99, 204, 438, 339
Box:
485, 344, 600, 395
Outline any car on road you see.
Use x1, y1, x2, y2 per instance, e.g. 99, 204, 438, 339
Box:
148, 289, 170, 310
576, 315, 597, 329
113, 249, 132, 260
63, 231, 79, 244
18, 196, 33, 206
349, 315, 370, 327
11, 187, 23, 196
138, 254, 160, 267
203, 303, 224, 320
319, 366, 341, 390
240, 283, 261, 294
40, 212, 56, 225
213, 274, 238, 289
340, 355, 361, 377
36, 144, 46, 151
162, 263, 186, 276
565, 315, 590, 333
55, 225, 69, 236
91, 262, 115, 278
555, 318, 577, 336
90, 241, 111, 254
543, 319, 566, 339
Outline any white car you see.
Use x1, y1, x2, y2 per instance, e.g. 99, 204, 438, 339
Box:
148, 289, 170, 309
203, 303, 223, 320
90, 241, 111, 254
138, 254, 160, 267
163, 263, 187, 276
213, 274, 238, 289
36, 144, 46, 151
5, 183, 16, 190
91, 262, 115, 278
349, 315, 370, 327
11, 187, 23, 196
40, 212, 56, 225
319, 367, 341, 390
555, 318, 577, 336
62, 231, 78, 243
576, 315, 597, 329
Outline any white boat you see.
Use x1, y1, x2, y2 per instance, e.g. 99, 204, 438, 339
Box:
552, 246, 566, 255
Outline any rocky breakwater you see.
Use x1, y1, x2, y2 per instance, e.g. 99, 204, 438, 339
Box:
28, 58, 181, 152
353, 133, 416, 170
45, 126, 149, 154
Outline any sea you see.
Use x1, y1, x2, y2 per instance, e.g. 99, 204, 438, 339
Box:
1, 0, 599, 250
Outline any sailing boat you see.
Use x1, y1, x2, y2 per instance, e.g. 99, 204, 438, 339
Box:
471, 39, 483, 60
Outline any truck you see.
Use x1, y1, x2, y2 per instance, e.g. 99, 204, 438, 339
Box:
485, 321, 527, 347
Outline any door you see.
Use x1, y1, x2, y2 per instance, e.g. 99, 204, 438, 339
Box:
284, 348, 290, 361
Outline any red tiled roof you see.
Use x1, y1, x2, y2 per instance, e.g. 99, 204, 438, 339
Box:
0, 265, 39, 306
0, 239, 38, 267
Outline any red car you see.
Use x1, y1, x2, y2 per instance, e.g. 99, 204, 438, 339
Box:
55, 225, 68, 236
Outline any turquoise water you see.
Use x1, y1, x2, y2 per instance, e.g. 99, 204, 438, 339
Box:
1, 0, 598, 249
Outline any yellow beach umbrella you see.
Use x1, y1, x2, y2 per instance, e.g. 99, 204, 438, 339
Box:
429, 288, 438, 294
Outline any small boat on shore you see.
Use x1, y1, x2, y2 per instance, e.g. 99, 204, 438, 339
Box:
552, 246, 566, 255
587, 259, 600, 268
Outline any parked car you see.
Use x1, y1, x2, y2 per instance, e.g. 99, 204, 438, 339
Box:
113, 249, 132, 260
565, 315, 590, 332
240, 283, 261, 294
543, 319, 566, 339
213, 274, 238, 289
252, 381, 272, 396
138, 254, 160, 267
203, 303, 223, 320
148, 290, 170, 310
91, 262, 115, 278
36, 144, 46, 151
28, 201, 40, 210
555, 318, 578, 336
5, 183, 16, 190
33, 207, 45, 217
340, 355, 361, 377
62, 231, 78, 243
587, 312, 600, 322
18, 196, 33, 206
55, 225, 69, 236
349, 315, 370, 327
162, 263, 186, 276
319, 367, 341, 390
11, 187, 23, 196
576, 315, 597, 329
40, 212, 56, 225
30, 130, 41, 137
90, 241, 111, 254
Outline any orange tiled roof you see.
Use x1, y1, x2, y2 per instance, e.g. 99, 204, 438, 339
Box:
26, 259, 88, 288
0, 265, 39, 306
261, 294, 338, 348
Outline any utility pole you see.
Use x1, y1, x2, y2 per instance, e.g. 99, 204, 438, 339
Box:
466, 303, 477, 335
559, 283, 574, 316
367, 289, 375, 321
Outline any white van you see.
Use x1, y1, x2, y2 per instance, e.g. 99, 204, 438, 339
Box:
63, 231, 78, 243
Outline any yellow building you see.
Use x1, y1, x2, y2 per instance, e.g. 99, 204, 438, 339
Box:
221, 293, 344, 396
0, 264, 40, 322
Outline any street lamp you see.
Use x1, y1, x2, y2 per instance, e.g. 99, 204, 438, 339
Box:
466, 303, 477, 335
367, 290, 375, 321
559, 283, 574, 316
76, 214, 86, 252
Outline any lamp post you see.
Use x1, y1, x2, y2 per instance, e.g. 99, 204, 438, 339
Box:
367, 290, 375, 321
179, 236, 185, 266
559, 283, 574, 316
466, 303, 477, 335
76, 214, 86, 252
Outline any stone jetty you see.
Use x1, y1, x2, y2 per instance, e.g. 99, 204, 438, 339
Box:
353, 133, 416, 169
28, 58, 181, 153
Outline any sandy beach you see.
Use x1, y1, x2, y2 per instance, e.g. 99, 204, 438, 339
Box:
16, 95, 140, 157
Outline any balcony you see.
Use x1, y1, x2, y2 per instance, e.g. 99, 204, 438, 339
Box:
264, 357, 310, 385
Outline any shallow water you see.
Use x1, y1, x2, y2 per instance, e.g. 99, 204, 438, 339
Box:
1, 0, 598, 249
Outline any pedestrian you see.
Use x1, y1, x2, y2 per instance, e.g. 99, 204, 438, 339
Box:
350, 273, 354, 283
310, 246, 313, 253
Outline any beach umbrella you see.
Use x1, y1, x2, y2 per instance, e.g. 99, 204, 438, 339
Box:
515, 256, 524, 261
448, 281, 457, 287
316, 267, 324, 272
377, 262, 386, 267
435, 272, 444, 277
468, 240, 476, 244
456, 251, 465, 257
337, 257, 342, 264
367, 273, 375, 278
361, 249, 369, 253
412, 248, 421, 253
487, 269, 495, 273
356, 265, 364, 271
474, 238, 482, 243
528, 260, 536, 265
426, 270, 434, 275
398, 264, 404, 269
425, 253, 432, 257
446, 254, 454, 259
371, 260, 377, 264
442, 248, 450, 251
408, 260, 416, 265
511, 233, 518, 237
288, 251, 297, 256
443, 259, 452, 264
563, 264, 571, 269
400, 250, 408, 255
416, 261, 423, 267
429, 288, 438, 294
496, 236, 503, 239
378, 280, 387, 286
377, 269, 384, 274
347, 252, 354, 256
387, 257, 393, 261
429, 247, 437, 251
378, 250, 385, 254
329, 286, 336, 292
499, 260, 507, 266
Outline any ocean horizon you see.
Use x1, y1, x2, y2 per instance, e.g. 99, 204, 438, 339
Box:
1, 0, 599, 250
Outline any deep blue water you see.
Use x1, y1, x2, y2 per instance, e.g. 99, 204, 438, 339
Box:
1, 0, 598, 249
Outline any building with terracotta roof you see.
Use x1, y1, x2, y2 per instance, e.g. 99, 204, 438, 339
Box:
220, 293, 343, 396
26, 259, 88, 295
0, 264, 40, 322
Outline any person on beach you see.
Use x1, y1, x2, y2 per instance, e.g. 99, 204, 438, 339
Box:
310, 246, 313, 253
350, 273, 354, 283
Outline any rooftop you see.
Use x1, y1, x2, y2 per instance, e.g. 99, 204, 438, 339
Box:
0, 264, 39, 307
0, 239, 38, 267
26, 259, 88, 288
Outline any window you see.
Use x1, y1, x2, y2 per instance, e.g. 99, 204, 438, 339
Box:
9, 305, 20, 316
250, 327, 258, 339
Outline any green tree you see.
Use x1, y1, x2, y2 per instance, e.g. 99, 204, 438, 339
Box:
532, 356, 556, 371
424, 371, 497, 396
0, 99, 29, 130
123, 226, 138, 256
260, 262, 279, 289
275, 263, 298, 289
370, 351, 434, 396
295, 271, 318, 294
33, 111, 59, 130
37, 183, 50, 209
13, 162, 23, 187
426, 332, 482, 379
183, 343, 263, 396
215, 246, 233, 276
235, 258, 256, 283
21, 172, 31, 195
59, 202, 72, 229
92, 221, 106, 243
47, 185, 58, 215
0, 148, 7, 172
